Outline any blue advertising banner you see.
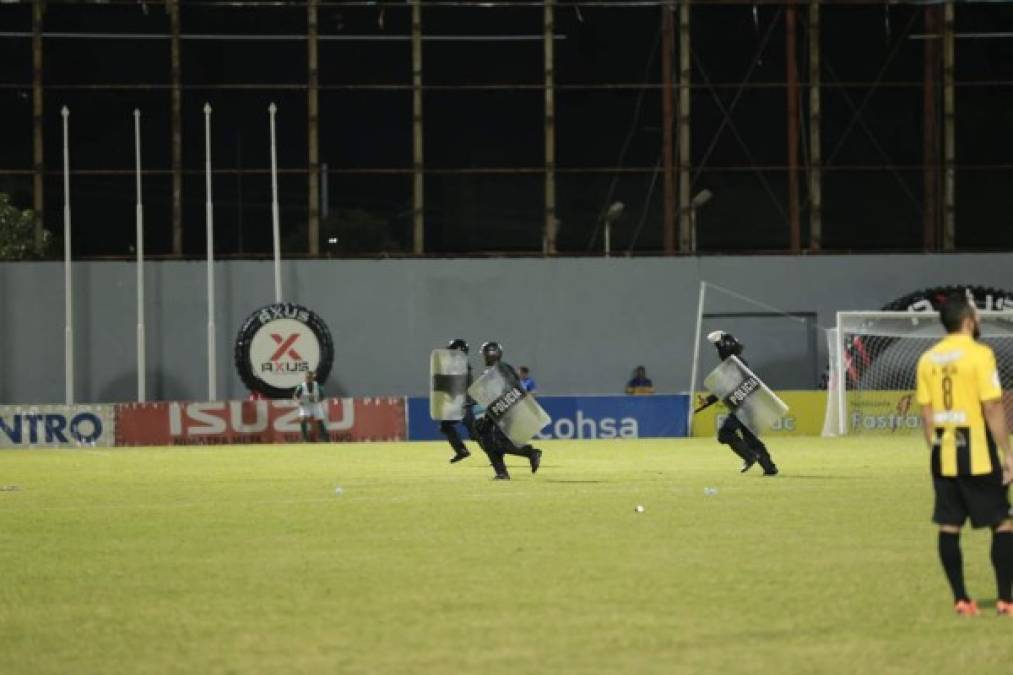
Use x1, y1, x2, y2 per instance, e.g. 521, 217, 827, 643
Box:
407, 394, 689, 441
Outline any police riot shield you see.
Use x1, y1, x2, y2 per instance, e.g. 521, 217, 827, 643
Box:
468, 365, 551, 447
703, 355, 789, 436
430, 349, 469, 421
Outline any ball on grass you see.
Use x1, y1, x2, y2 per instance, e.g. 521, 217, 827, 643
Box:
634, 505, 644, 513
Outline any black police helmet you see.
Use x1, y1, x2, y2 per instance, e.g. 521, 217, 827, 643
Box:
480, 341, 503, 358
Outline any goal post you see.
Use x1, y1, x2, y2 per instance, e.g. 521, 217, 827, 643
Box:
824, 310, 1013, 436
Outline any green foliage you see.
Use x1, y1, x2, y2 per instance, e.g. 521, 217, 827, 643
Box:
1, 437, 1011, 673
0, 192, 48, 260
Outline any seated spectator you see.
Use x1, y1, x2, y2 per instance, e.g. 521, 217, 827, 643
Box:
519, 366, 537, 393
625, 366, 655, 395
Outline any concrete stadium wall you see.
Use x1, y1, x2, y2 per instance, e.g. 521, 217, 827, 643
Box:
1, 254, 1011, 404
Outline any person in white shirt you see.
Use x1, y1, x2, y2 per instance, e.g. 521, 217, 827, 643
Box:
293, 371, 328, 442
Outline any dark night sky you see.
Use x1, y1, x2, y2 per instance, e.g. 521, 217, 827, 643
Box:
1, 0, 1012, 257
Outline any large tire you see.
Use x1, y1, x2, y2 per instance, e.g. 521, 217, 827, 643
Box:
234, 303, 334, 399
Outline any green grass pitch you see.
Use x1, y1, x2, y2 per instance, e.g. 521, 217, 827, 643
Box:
2, 437, 1012, 674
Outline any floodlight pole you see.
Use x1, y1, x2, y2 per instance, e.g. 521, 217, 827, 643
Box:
204, 102, 217, 402
135, 109, 146, 402
687, 280, 708, 436
269, 102, 282, 303
62, 105, 74, 406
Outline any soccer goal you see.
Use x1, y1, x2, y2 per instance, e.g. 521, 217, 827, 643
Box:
823, 311, 1013, 436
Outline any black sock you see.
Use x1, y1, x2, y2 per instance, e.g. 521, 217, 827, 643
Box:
317, 421, 328, 441
300, 421, 310, 442
939, 531, 969, 602
991, 531, 1013, 603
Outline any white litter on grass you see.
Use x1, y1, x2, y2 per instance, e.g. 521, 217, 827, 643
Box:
703, 487, 718, 496
334, 486, 344, 496
0, 485, 21, 492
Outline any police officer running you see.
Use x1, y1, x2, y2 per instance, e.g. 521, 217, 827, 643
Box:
474, 341, 543, 480
695, 331, 779, 475
439, 338, 477, 464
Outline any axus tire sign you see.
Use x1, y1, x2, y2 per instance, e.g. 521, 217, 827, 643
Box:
234, 303, 334, 398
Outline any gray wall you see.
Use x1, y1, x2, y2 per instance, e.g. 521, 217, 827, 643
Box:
1, 254, 1011, 404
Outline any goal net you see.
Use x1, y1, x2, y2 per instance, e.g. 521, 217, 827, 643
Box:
823, 311, 1013, 436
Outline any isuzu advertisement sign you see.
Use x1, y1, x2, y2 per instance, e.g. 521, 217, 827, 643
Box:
116, 398, 406, 446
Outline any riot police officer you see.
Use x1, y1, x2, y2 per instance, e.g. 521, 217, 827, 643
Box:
439, 338, 476, 464
474, 341, 543, 480
695, 331, 779, 475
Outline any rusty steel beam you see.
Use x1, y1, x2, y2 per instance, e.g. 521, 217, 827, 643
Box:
543, 0, 557, 255
923, 4, 939, 251
168, 0, 182, 255
942, 0, 955, 250
661, 2, 675, 255
677, 0, 691, 253
807, 0, 821, 251
307, 0, 320, 256
786, 1, 801, 252
411, 0, 424, 254
32, 0, 44, 254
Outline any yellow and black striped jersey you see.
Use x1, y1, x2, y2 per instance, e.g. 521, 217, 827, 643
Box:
916, 334, 1003, 476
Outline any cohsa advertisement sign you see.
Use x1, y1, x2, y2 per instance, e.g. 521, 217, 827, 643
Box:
407, 394, 688, 441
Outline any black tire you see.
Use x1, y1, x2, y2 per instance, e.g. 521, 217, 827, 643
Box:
234, 302, 334, 399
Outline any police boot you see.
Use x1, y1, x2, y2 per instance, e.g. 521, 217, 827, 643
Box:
442, 423, 471, 463
491, 456, 510, 480
482, 447, 509, 480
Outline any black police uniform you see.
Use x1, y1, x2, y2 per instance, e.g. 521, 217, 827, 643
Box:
697, 333, 779, 475
474, 344, 542, 480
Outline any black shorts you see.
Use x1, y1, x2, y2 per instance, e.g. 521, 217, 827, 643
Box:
932, 472, 1012, 529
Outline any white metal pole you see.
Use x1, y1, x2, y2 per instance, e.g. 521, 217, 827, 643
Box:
835, 312, 847, 435
686, 280, 707, 436
204, 102, 217, 401
134, 109, 146, 402
269, 102, 282, 303
62, 105, 74, 405
604, 221, 611, 257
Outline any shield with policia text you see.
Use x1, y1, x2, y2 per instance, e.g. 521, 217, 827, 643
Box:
430, 349, 470, 421
468, 365, 551, 447
703, 355, 789, 436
